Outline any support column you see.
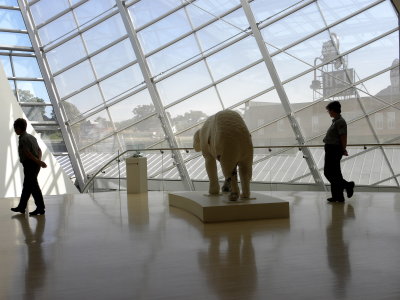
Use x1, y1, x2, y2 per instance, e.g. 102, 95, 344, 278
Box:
18, 0, 87, 191
240, 0, 326, 190
116, 0, 194, 191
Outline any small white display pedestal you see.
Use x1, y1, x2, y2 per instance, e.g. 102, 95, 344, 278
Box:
126, 157, 148, 194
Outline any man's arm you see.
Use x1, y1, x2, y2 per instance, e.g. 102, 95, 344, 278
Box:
23, 149, 47, 168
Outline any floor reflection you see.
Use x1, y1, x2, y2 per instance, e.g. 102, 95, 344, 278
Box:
326, 203, 355, 299
12, 215, 46, 300
198, 225, 258, 300
127, 193, 149, 229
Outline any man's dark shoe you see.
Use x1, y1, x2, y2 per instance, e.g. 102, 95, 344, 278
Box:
327, 198, 345, 203
346, 181, 355, 198
11, 207, 25, 214
29, 209, 45, 216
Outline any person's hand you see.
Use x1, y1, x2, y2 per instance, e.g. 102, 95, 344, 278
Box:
40, 161, 47, 168
343, 149, 348, 156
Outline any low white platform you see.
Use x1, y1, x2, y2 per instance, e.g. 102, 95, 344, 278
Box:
168, 191, 289, 222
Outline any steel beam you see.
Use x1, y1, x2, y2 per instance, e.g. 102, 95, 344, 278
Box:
116, 0, 194, 191
240, 0, 326, 190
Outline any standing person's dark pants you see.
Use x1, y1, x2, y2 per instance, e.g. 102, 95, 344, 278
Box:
19, 161, 45, 211
324, 144, 349, 201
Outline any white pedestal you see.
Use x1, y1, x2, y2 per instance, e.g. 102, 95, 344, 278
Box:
126, 157, 148, 194
169, 192, 289, 223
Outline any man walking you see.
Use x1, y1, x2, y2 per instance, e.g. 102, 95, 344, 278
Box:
11, 118, 47, 215
323, 101, 355, 202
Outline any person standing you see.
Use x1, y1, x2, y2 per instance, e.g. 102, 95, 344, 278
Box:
323, 101, 354, 202
11, 118, 47, 215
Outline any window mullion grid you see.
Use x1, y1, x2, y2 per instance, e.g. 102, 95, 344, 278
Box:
116, 0, 194, 191
18, 0, 87, 191
35, 0, 91, 30
316, 0, 400, 188
66, 0, 124, 152
181, 1, 226, 110
241, 0, 326, 190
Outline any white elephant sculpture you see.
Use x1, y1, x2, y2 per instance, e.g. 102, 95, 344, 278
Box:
193, 110, 253, 201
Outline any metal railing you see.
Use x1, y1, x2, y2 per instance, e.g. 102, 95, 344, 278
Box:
81, 143, 400, 193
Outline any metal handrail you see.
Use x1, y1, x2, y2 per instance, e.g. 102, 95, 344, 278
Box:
81, 143, 400, 193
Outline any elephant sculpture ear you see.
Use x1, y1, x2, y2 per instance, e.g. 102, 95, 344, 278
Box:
193, 130, 201, 152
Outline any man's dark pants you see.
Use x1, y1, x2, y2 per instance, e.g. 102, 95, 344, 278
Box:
18, 161, 45, 210
324, 144, 349, 200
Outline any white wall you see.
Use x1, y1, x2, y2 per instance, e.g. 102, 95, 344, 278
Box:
0, 63, 78, 198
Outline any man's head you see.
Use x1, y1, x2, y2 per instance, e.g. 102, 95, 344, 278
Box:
326, 101, 341, 118
13, 118, 27, 135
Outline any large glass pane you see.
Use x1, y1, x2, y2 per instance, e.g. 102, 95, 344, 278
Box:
91, 39, 136, 78
129, 0, 182, 28
251, 0, 308, 24
99, 64, 144, 102
137, 8, 191, 54
119, 115, 165, 150
361, 65, 400, 102
369, 106, 400, 143
196, 8, 248, 51
0, 32, 31, 47
81, 135, 120, 156
0, 9, 25, 30
157, 61, 212, 106
82, 14, 126, 53
22, 105, 55, 122
166, 87, 222, 133
34, 126, 67, 153
185, 0, 241, 28
30, 0, 70, 25
344, 31, 399, 82
46, 36, 86, 74
16, 81, 50, 103
272, 31, 331, 81
38, 13, 77, 46
329, 2, 397, 53
347, 117, 375, 144
74, 0, 115, 27
54, 60, 95, 98
71, 110, 114, 150
261, 3, 325, 52
384, 146, 400, 176
245, 89, 285, 131
340, 148, 393, 185
319, 0, 385, 26
250, 116, 297, 150
284, 70, 314, 105
109, 89, 154, 130
175, 123, 203, 148
147, 34, 200, 77
63, 85, 104, 121
217, 62, 273, 108
12, 56, 41, 77
0, 0, 18, 5
206, 36, 261, 81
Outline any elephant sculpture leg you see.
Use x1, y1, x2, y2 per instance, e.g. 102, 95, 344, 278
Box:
238, 157, 252, 199
221, 178, 231, 192
204, 154, 220, 195
220, 157, 239, 201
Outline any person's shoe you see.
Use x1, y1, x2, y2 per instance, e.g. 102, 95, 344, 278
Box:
346, 181, 355, 198
11, 207, 25, 214
29, 209, 45, 216
327, 198, 345, 203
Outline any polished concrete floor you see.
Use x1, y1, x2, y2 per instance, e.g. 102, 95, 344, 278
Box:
1, 190, 400, 300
